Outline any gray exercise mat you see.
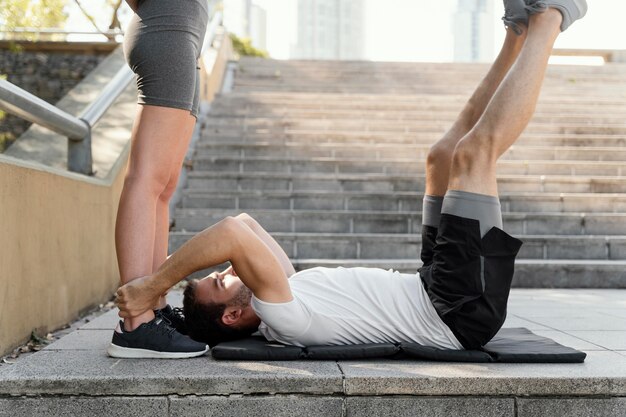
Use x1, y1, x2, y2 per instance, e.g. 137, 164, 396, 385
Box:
211, 327, 586, 363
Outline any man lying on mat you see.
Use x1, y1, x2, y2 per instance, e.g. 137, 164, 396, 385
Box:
113, 0, 586, 357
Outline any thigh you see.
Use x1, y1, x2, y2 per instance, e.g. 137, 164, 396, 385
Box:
127, 105, 197, 181
421, 214, 523, 349
419, 225, 438, 268
123, 0, 208, 116
128, 32, 199, 112
421, 214, 484, 316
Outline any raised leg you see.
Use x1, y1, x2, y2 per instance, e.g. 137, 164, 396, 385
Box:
425, 27, 527, 198
447, 10, 562, 197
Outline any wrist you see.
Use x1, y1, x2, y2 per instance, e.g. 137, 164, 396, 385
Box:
149, 272, 171, 296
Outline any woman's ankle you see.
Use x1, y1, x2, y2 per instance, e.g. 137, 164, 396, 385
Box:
123, 310, 155, 332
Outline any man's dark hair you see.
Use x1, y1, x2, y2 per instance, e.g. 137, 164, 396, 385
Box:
183, 280, 257, 347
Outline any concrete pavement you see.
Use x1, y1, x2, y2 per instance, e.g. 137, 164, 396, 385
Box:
1, 289, 625, 416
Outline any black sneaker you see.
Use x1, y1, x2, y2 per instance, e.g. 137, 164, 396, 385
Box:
155, 304, 187, 335
107, 318, 208, 359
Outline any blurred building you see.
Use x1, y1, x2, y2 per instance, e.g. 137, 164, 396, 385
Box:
453, 0, 494, 62
291, 0, 365, 60
223, 0, 267, 50
249, 4, 267, 50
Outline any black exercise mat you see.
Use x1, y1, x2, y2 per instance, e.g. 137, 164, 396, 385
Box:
211, 327, 586, 363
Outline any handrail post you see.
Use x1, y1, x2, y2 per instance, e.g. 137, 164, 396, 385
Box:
68, 122, 93, 175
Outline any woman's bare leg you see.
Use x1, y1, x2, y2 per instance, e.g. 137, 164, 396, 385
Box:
116, 104, 197, 330
152, 112, 197, 306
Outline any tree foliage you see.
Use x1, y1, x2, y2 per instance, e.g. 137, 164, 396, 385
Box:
0, 0, 126, 41
230, 33, 268, 58
0, 0, 69, 30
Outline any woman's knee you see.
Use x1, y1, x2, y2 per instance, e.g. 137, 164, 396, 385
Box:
159, 173, 181, 202
124, 164, 171, 197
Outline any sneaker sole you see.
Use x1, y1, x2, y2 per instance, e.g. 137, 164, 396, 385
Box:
107, 343, 209, 359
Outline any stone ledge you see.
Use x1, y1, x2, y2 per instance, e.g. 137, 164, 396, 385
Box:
0, 349, 343, 396
2, 395, 626, 417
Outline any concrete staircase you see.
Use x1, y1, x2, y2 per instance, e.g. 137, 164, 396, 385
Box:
2, 58, 626, 417
171, 58, 626, 288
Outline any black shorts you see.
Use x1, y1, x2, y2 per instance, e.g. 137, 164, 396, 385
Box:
418, 213, 523, 349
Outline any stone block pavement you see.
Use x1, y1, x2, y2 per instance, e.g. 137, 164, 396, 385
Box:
0, 289, 625, 416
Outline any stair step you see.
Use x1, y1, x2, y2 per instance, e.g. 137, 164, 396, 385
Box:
197, 133, 626, 148
204, 110, 624, 126
172, 209, 626, 236
208, 99, 626, 114
289, 259, 626, 288
180, 190, 626, 214
169, 232, 626, 261
203, 119, 626, 136
186, 171, 626, 193
190, 156, 626, 176
211, 91, 626, 110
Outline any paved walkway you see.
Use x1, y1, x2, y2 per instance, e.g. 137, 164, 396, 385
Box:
1, 289, 625, 416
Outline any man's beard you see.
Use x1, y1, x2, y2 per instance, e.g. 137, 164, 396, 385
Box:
230, 284, 252, 307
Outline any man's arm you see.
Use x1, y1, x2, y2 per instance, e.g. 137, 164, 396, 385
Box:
235, 213, 296, 277
115, 216, 291, 318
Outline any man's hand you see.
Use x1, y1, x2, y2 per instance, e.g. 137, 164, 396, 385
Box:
115, 276, 161, 318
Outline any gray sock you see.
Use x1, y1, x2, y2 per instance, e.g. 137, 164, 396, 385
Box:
441, 190, 503, 237
422, 195, 444, 228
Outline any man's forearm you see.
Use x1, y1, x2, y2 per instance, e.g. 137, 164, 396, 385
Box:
151, 219, 236, 292
116, 216, 292, 317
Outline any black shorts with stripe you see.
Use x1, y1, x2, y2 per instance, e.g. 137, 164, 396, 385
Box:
418, 213, 523, 350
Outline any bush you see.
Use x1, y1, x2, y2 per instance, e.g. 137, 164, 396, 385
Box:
229, 33, 268, 58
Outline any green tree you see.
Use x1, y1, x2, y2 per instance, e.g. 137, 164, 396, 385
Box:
0, 0, 69, 32
230, 33, 269, 58
0, 0, 127, 41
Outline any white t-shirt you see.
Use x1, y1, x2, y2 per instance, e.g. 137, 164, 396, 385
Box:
250, 267, 463, 349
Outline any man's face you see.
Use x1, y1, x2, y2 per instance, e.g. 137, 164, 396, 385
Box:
194, 265, 248, 306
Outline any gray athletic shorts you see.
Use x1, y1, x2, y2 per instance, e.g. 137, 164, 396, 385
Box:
123, 0, 209, 119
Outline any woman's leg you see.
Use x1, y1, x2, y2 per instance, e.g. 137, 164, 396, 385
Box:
152, 111, 197, 307
115, 104, 197, 330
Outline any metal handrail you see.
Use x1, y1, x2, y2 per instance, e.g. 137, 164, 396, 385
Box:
1, 28, 124, 35
0, 11, 223, 175
0, 79, 88, 140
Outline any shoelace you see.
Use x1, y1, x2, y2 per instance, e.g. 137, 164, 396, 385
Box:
170, 307, 185, 322
156, 307, 185, 327
151, 319, 177, 339
155, 309, 173, 326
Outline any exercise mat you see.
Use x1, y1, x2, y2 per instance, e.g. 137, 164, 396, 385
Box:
211, 327, 586, 363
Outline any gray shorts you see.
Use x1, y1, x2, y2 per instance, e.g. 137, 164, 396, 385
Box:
123, 0, 209, 119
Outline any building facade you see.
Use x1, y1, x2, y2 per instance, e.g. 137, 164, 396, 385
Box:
453, 0, 494, 62
291, 0, 365, 60
223, 0, 267, 50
